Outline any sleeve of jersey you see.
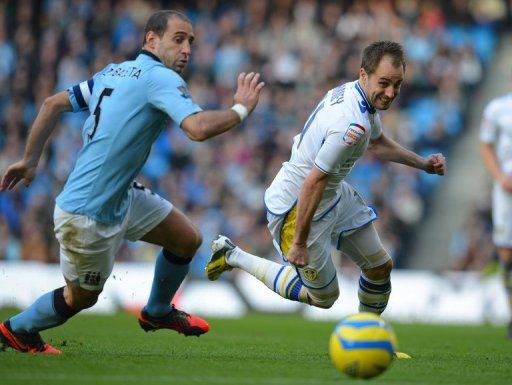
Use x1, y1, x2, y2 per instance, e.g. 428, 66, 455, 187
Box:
479, 103, 497, 143
314, 123, 357, 175
147, 67, 203, 125
67, 79, 94, 112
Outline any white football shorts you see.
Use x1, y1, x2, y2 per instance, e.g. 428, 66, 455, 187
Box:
492, 184, 512, 248
54, 183, 172, 290
267, 182, 387, 290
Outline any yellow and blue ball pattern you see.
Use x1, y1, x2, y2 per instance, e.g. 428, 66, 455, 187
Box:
329, 312, 397, 379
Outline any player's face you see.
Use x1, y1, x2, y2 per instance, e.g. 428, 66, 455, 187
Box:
156, 18, 195, 74
360, 55, 404, 110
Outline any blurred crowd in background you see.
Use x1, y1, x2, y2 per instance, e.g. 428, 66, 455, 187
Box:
0, 0, 509, 276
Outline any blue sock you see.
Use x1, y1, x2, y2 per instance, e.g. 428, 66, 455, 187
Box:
145, 249, 191, 317
10, 287, 79, 333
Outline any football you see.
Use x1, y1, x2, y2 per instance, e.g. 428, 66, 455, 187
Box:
329, 312, 397, 379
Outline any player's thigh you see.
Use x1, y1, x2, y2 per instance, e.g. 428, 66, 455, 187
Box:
54, 205, 123, 291
140, 206, 202, 255
268, 207, 339, 304
339, 222, 391, 272
124, 182, 201, 256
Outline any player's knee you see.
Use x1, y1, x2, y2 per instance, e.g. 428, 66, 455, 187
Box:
307, 288, 340, 309
178, 228, 202, 256
364, 257, 393, 281
193, 229, 203, 251
65, 287, 101, 310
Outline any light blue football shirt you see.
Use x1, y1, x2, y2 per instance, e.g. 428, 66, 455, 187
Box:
56, 51, 202, 224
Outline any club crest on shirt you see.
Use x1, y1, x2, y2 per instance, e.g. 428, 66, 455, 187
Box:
343, 123, 366, 146
303, 268, 318, 281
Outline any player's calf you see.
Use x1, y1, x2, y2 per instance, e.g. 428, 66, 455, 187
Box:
64, 283, 102, 311
359, 259, 393, 314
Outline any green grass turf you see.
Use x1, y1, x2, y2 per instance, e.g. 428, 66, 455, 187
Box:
0, 309, 511, 385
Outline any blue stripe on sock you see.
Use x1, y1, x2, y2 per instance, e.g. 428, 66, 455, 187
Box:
359, 276, 391, 292
289, 279, 303, 301
273, 266, 286, 292
284, 276, 297, 298
359, 284, 391, 295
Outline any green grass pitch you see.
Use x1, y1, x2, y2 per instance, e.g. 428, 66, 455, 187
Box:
0, 309, 511, 385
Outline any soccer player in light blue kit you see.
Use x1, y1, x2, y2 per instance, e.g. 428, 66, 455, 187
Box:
0, 10, 264, 354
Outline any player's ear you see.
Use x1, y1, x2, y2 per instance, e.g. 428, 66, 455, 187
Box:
144, 31, 159, 49
359, 68, 367, 84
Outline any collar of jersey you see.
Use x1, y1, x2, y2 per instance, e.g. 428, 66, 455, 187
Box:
355, 81, 376, 114
140, 49, 162, 63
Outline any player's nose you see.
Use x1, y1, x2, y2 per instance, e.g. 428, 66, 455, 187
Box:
385, 87, 395, 100
181, 41, 192, 55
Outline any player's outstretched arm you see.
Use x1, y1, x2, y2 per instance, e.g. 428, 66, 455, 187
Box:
181, 72, 265, 141
368, 132, 446, 175
0, 91, 72, 191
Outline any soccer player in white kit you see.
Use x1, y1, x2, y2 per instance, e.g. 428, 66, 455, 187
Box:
206, 41, 446, 317
480, 91, 512, 337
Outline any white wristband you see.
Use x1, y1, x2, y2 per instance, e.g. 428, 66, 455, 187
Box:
231, 103, 249, 121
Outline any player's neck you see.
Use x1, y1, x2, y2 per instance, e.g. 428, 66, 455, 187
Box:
141, 47, 162, 63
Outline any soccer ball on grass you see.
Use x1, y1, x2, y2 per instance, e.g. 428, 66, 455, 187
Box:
329, 312, 397, 379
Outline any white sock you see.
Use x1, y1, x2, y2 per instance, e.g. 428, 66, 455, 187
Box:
228, 247, 308, 302
358, 273, 391, 314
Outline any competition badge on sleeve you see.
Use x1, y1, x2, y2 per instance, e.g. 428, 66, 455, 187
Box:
343, 123, 366, 146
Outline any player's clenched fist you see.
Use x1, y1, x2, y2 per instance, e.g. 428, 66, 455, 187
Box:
424, 153, 446, 175
287, 243, 309, 268
233, 72, 265, 114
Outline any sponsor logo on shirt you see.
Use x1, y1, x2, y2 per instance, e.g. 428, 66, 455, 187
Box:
343, 123, 366, 146
358, 100, 367, 113
178, 86, 191, 99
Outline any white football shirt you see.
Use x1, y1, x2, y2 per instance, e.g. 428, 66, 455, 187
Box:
480, 93, 512, 176
264, 80, 383, 218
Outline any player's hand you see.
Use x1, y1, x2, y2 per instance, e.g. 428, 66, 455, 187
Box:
424, 153, 446, 175
499, 175, 512, 193
287, 243, 309, 268
233, 72, 265, 114
0, 160, 37, 191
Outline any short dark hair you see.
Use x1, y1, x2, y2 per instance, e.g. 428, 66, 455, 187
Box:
142, 10, 192, 45
361, 41, 406, 74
